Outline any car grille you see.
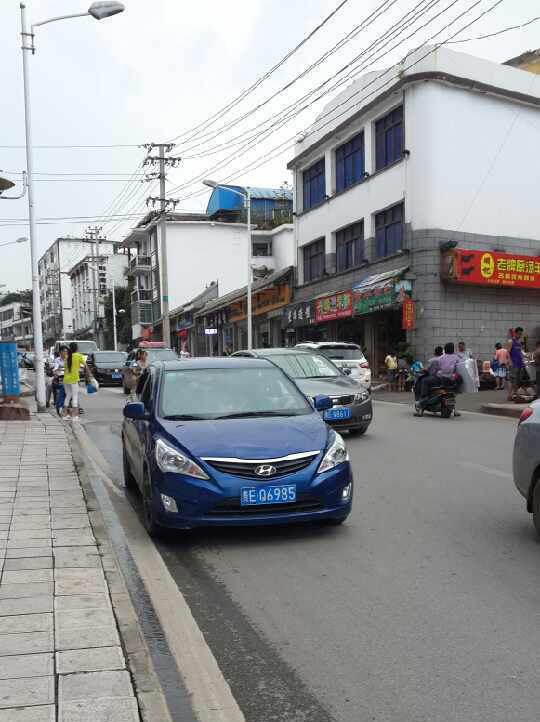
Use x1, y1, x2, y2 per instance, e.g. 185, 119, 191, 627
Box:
206, 493, 324, 516
330, 395, 355, 406
203, 452, 318, 479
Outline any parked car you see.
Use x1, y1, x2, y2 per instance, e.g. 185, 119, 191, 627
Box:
122, 345, 179, 394
53, 339, 98, 357
295, 342, 371, 387
513, 401, 540, 537
122, 357, 352, 536
232, 348, 372, 436
87, 351, 128, 386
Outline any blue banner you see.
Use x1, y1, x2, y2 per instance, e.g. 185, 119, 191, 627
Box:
0, 343, 21, 397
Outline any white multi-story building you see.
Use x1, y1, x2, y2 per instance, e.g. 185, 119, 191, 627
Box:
69, 253, 128, 339
38, 237, 116, 346
122, 187, 294, 346
0, 301, 33, 348
286, 45, 540, 370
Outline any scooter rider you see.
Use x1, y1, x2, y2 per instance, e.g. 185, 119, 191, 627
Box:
415, 346, 443, 402
436, 342, 461, 416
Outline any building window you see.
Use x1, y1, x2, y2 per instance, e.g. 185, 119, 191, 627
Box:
252, 241, 272, 257
375, 203, 404, 258
336, 221, 364, 272
302, 158, 325, 211
336, 132, 364, 192
375, 106, 403, 170
303, 238, 325, 283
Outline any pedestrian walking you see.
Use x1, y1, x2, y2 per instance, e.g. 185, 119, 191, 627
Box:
385, 351, 398, 391
456, 341, 472, 360
63, 342, 88, 420
493, 342, 509, 390
53, 346, 67, 415
507, 327, 526, 401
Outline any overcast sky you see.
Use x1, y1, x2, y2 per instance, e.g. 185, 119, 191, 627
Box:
1, 0, 539, 290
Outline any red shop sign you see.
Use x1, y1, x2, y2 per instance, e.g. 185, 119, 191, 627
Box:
402, 299, 415, 330
441, 248, 540, 289
315, 291, 352, 322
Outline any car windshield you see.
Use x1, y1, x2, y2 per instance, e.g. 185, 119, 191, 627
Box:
146, 349, 178, 363
160, 367, 312, 420
318, 347, 365, 361
267, 353, 341, 379
93, 352, 127, 363
76, 341, 98, 355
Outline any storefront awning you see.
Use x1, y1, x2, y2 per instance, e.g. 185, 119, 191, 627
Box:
352, 266, 409, 292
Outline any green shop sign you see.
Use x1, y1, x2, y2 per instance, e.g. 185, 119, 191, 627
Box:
353, 279, 411, 315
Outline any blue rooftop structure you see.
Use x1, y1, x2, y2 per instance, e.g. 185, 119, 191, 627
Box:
206, 184, 292, 226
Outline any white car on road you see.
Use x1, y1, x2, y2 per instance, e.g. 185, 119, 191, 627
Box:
295, 342, 371, 388
513, 400, 540, 537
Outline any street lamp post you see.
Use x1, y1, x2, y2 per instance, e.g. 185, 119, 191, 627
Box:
19, 1, 125, 412
203, 180, 252, 350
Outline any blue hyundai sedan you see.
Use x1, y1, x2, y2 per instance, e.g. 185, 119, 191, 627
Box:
122, 358, 353, 536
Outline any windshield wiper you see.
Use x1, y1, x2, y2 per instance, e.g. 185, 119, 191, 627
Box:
162, 414, 206, 421
215, 411, 298, 419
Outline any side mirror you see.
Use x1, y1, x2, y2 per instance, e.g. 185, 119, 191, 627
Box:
313, 394, 333, 412
123, 402, 149, 421
342, 368, 352, 376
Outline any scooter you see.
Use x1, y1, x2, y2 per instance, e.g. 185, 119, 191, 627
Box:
413, 373, 458, 418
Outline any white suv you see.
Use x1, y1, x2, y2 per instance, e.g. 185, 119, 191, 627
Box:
295, 342, 371, 387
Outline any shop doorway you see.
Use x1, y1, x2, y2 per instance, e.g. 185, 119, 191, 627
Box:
373, 309, 405, 378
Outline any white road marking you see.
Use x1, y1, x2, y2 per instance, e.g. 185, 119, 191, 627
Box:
459, 461, 512, 479
74, 424, 245, 722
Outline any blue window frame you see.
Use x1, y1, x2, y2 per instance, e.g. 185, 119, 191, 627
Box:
336, 221, 364, 272
336, 132, 364, 192
375, 106, 403, 170
375, 203, 404, 258
302, 159, 325, 211
303, 238, 325, 283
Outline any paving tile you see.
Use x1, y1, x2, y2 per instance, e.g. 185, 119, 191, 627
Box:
0, 582, 54, 599
55, 577, 105, 596
5, 547, 52, 558
55, 568, 104, 583
54, 594, 110, 612
0, 675, 54, 709
0, 613, 53, 634
53, 531, 95, 547
59, 697, 138, 722
56, 646, 125, 674
51, 518, 90, 530
53, 548, 100, 568
7, 539, 52, 549
0, 652, 53, 679
0, 704, 55, 722
4, 557, 53, 571
0, 596, 53, 617
0, 631, 54, 655
55, 608, 116, 631
55, 626, 120, 651
2, 569, 53, 585
59, 670, 132, 702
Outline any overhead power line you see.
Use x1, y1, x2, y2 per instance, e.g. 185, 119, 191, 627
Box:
446, 12, 540, 42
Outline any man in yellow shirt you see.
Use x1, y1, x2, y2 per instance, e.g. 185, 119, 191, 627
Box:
63, 342, 89, 419
385, 352, 398, 391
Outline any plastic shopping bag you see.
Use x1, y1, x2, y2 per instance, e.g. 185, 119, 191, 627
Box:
86, 376, 99, 395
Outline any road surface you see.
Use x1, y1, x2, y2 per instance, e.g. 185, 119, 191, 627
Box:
81, 386, 539, 722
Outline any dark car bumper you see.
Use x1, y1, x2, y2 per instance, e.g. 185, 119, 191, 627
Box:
325, 398, 373, 432
149, 461, 353, 529
94, 371, 123, 386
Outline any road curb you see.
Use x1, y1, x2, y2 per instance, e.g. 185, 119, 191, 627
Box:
69, 423, 174, 722
481, 403, 525, 419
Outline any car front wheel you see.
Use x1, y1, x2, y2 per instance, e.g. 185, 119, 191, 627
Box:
349, 426, 367, 437
532, 482, 540, 538
142, 470, 162, 538
122, 444, 137, 491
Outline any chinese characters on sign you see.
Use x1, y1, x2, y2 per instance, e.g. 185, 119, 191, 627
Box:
284, 301, 315, 327
441, 248, 540, 288
402, 299, 415, 330
0, 343, 20, 398
314, 292, 352, 323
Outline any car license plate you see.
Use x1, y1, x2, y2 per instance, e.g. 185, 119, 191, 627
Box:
240, 485, 296, 506
324, 407, 351, 421
112, 372, 121, 379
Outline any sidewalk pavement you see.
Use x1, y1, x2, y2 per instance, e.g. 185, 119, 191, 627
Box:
0, 415, 139, 722
372, 387, 530, 417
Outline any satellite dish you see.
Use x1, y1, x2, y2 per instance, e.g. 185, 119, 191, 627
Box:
0, 177, 15, 193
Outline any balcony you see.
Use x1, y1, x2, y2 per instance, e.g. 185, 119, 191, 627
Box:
131, 301, 153, 325
131, 288, 152, 303
127, 255, 152, 276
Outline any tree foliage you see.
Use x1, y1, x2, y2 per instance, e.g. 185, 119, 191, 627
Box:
103, 286, 132, 349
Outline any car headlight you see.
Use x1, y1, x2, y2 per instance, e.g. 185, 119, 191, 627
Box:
317, 432, 349, 474
354, 390, 370, 403
155, 438, 209, 479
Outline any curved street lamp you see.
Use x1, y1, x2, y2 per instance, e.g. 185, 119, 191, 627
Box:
19, 1, 125, 411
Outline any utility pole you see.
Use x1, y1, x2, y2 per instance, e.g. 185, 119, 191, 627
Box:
85, 225, 103, 347
143, 144, 181, 348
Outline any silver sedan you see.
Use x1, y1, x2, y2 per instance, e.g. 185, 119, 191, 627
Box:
513, 400, 540, 537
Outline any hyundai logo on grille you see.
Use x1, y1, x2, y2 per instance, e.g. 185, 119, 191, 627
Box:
254, 464, 277, 477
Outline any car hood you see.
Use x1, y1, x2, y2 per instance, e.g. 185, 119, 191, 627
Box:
294, 376, 366, 398
158, 413, 328, 459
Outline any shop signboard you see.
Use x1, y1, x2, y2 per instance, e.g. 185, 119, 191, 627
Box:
441, 248, 540, 289
314, 292, 352, 323
0, 342, 20, 397
353, 283, 395, 314
402, 299, 415, 330
284, 301, 315, 328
